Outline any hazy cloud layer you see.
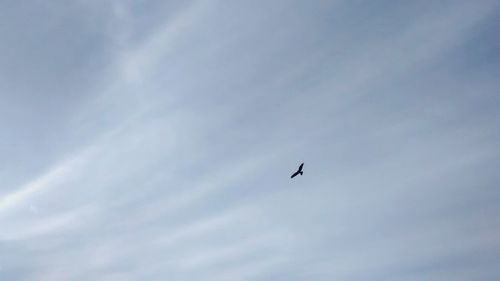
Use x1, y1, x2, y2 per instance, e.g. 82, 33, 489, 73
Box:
1, 0, 499, 280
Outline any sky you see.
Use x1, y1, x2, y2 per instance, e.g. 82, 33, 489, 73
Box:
0, 0, 499, 280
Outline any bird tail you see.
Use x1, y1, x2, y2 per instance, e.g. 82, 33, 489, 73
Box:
300, 171, 303, 175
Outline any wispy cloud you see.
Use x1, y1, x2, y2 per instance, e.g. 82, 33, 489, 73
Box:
0, 148, 94, 215
0, 0, 498, 280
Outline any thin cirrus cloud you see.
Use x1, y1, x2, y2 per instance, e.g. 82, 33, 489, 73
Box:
0, 0, 499, 280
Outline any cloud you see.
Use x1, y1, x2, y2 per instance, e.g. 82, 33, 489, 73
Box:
0, 148, 94, 215
0, 205, 97, 241
0, 0, 498, 280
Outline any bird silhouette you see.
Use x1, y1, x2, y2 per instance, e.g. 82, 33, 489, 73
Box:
291, 163, 304, 178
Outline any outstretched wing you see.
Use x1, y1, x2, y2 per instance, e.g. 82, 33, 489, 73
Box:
291, 171, 300, 178
298, 163, 304, 171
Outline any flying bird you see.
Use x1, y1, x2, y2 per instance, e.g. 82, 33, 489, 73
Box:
291, 163, 304, 178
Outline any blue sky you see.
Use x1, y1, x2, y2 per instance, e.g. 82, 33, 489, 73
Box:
0, 0, 499, 280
